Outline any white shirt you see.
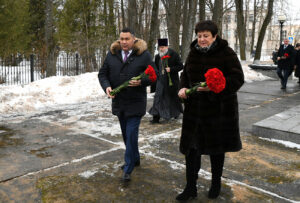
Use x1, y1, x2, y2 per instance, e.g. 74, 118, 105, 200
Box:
122, 50, 132, 61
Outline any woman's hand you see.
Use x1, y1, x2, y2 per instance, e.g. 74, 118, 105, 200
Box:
178, 88, 188, 99
197, 86, 210, 92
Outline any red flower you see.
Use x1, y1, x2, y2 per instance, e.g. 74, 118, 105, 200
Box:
161, 55, 173, 86
185, 68, 226, 96
284, 53, 289, 57
204, 68, 226, 93
110, 65, 157, 96
161, 55, 171, 60
145, 65, 157, 82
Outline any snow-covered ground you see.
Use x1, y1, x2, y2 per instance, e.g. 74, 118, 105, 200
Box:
1, 64, 299, 151
0, 64, 270, 114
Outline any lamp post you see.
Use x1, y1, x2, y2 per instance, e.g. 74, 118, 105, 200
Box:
278, 14, 286, 46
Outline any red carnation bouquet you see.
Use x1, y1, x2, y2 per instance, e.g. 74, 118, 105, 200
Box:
284, 53, 289, 57
161, 55, 173, 86
185, 68, 226, 96
110, 65, 157, 96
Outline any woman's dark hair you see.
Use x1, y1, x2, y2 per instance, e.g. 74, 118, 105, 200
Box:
195, 20, 218, 36
296, 43, 300, 48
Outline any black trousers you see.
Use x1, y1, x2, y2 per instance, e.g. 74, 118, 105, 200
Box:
185, 149, 225, 186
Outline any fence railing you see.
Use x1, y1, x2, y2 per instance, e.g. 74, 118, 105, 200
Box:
0, 54, 102, 86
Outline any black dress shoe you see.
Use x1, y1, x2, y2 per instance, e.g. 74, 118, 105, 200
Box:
121, 160, 140, 170
175, 186, 197, 201
281, 86, 286, 89
122, 173, 131, 181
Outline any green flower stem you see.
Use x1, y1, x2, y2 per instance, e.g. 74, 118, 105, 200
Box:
165, 60, 173, 86
185, 82, 207, 96
167, 72, 173, 86
110, 73, 145, 96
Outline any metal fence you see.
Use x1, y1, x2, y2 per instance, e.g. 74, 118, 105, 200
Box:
0, 54, 102, 86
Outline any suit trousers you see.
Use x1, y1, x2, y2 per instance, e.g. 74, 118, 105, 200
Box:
118, 113, 142, 174
277, 66, 291, 88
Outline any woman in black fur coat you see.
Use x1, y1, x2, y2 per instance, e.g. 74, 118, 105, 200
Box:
177, 20, 244, 201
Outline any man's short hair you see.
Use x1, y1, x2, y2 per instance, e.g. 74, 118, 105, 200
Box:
296, 43, 300, 48
121, 27, 135, 36
195, 20, 218, 37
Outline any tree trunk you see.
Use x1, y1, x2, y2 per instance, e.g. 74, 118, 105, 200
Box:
254, 0, 274, 62
45, 0, 57, 77
148, 0, 160, 57
250, 0, 257, 55
258, 0, 265, 31
108, 0, 116, 39
162, 0, 182, 54
235, 0, 246, 60
137, 0, 146, 38
181, 0, 197, 61
212, 0, 223, 37
199, 0, 205, 22
244, 0, 249, 52
121, 0, 126, 28
128, 0, 138, 34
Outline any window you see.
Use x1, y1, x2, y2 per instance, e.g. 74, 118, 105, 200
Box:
282, 30, 287, 39
224, 15, 231, 23
206, 15, 212, 20
249, 14, 254, 22
248, 29, 252, 38
268, 30, 272, 40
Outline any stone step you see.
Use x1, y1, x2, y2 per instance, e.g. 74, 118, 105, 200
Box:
252, 105, 300, 144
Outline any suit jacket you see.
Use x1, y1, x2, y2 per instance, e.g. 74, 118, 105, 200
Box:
277, 44, 295, 69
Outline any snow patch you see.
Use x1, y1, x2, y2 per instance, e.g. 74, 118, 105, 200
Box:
242, 64, 272, 83
259, 137, 300, 150
78, 169, 98, 178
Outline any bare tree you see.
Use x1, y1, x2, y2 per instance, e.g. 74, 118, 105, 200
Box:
250, 0, 258, 55
137, 0, 146, 38
148, 0, 160, 57
212, 0, 223, 36
128, 0, 138, 33
45, 0, 57, 77
254, 0, 274, 62
181, 0, 197, 61
121, 0, 126, 28
235, 0, 246, 60
161, 0, 183, 54
199, 0, 206, 22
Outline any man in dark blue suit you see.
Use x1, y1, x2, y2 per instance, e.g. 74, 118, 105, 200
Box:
98, 28, 156, 181
277, 38, 295, 89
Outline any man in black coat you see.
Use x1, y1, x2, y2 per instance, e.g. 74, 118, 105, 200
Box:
277, 38, 295, 89
149, 38, 183, 123
98, 28, 156, 181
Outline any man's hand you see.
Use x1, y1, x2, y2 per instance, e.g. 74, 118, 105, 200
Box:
128, 79, 141, 86
178, 88, 188, 99
277, 56, 281, 61
165, 67, 170, 73
106, 87, 115, 99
